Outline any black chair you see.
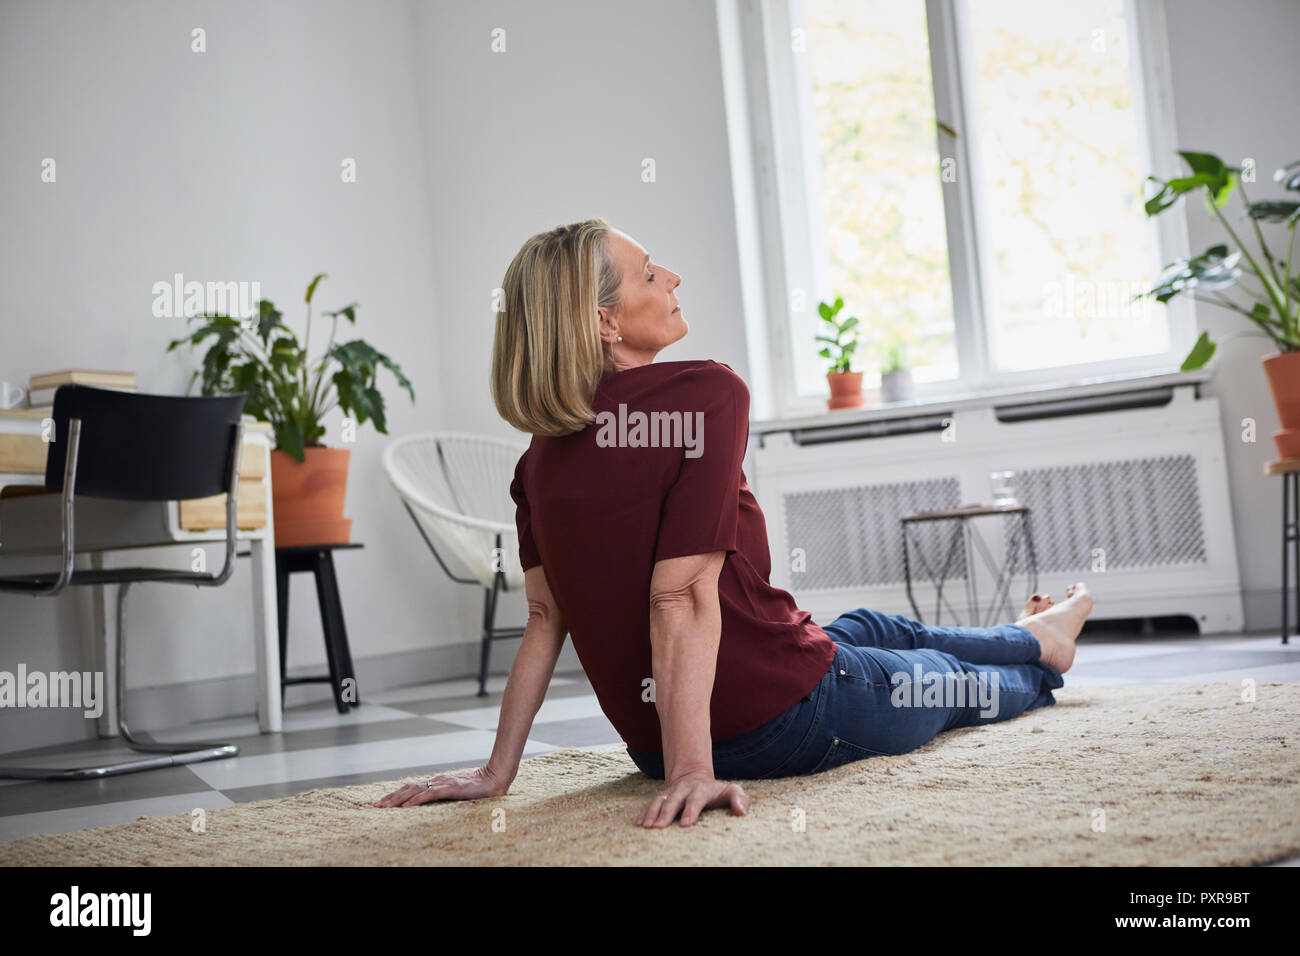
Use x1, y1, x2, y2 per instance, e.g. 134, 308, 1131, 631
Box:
0, 385, 247, 779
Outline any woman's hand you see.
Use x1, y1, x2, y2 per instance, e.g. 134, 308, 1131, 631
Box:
636, 771, 749, 828
372, 766, 508, 808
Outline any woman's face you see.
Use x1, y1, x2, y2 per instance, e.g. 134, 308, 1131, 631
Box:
598, 231, 687, 369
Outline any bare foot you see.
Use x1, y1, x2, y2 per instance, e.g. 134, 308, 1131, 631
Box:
1018, 593, 1054, 622
1016, 582, 1093, 673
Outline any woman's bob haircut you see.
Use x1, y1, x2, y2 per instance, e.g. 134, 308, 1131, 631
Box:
491, 218, 622, 437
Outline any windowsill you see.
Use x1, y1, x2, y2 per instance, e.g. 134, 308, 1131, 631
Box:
752, 365, 1212, 434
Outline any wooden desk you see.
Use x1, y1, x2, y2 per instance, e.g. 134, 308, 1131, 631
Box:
0, 407, 283, 733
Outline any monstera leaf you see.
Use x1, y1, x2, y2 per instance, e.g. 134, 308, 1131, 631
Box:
167, 274, 415, 461
1140, 245, 1243, 304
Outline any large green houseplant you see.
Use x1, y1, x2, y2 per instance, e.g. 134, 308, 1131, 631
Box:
1139, 151, 1300, 456
167, 272, 415, 546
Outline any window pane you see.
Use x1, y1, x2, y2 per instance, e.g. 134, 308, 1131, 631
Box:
964, 0, 1168, 371
798, 0, 957, 397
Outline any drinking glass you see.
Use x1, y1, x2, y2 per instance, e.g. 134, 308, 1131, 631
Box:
990, 470, 1017, 508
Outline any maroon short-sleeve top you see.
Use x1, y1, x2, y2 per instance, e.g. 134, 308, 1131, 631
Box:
509, 359, 837, 752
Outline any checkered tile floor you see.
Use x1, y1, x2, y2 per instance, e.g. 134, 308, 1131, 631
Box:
2, 630, 1299, 863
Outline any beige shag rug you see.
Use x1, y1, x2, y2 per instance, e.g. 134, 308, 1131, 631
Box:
2, 682, 1298, 866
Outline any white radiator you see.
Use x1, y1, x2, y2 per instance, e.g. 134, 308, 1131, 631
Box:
751, 382, 1245, 635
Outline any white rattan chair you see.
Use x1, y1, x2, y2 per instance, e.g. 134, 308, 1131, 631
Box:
382, 432, 532, 696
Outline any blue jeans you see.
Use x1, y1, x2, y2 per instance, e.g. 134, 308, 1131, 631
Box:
625, 607, 1064, 780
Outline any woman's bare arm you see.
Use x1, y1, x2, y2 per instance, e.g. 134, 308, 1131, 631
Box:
640, 551, 749, 827
485, 565, 567, 788
648, 551, 725, 780
374, 564, 564, 807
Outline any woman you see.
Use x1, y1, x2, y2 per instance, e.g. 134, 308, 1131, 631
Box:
376, 217, 1094, 828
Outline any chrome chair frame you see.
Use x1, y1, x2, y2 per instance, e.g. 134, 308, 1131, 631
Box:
0, 416, 245, 779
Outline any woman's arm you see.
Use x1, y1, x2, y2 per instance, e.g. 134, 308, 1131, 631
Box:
638, 550, 749, 828
373, 564, 565, 808
648, 551, 725, 779
485, 565, 568, 787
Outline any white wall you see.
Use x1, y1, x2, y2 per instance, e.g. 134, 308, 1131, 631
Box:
0, 0, 1292, 752
1161, 0, 1299, 631
0, 0, 449, 749
403, 0, 754, 673
408, 0, 751, 437
0, 0, 750, 751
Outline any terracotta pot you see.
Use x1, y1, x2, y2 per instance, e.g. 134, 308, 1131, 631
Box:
1275, 430, 1300, 459
269, 446, 353, 548
827, 370, 865, 410
1263, 350, 1300, 459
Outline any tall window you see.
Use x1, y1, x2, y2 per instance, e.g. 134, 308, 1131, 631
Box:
778, 0, 1183, 408
797, 0, 957, 398
962, 0, 1166, 372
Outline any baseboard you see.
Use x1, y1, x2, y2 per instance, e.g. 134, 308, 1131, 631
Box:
0, 637, 584, 757
2, 590, 1290, 758
1243, 586, 1299, 637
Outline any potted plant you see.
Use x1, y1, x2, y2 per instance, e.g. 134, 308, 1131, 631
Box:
1139, 151, 1300, 457
880, 334, 915, 403
817, 297, 864, 409
167, 273, 415, 547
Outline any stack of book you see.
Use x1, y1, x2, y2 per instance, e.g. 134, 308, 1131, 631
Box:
25, 370, 138, 412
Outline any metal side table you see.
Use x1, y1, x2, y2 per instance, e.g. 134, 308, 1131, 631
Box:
901, 501, 1038, 627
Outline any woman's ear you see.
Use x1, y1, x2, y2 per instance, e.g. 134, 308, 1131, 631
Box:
596, 307, 617, 343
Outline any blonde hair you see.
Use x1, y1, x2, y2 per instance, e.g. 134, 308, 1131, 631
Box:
491, 218, 623, 436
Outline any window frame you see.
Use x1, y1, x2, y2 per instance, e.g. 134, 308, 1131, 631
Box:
725, 0, 1198, 421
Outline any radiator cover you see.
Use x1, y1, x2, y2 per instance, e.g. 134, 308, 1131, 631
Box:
752, 384, 1244, 635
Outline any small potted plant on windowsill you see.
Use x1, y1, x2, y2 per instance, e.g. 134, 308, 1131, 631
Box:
167, 273, 415, 548
1139, 151, 1300, 457
818, 296, 864, 410
880, 335, 915, 404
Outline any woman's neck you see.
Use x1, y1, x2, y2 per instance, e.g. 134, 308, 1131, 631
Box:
602, 351, 658, 375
